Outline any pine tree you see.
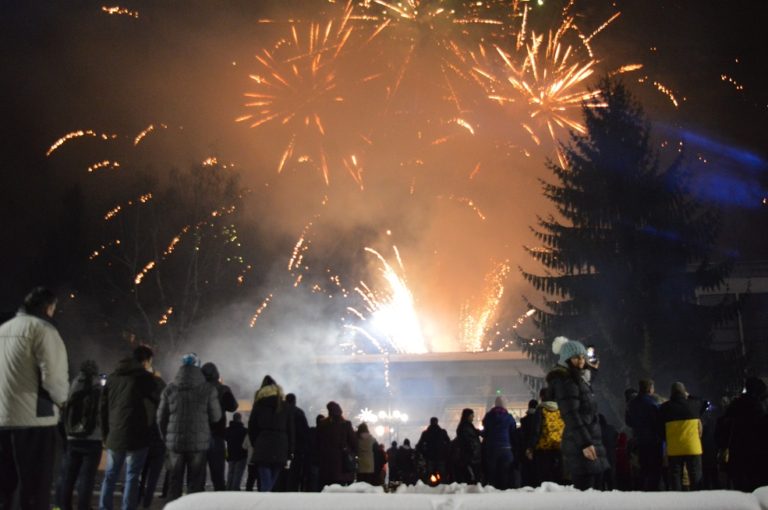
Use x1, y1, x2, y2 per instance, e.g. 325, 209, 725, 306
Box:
521, 78, 730, 393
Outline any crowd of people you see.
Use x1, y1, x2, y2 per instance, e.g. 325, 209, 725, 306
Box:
1, 287, 767, 510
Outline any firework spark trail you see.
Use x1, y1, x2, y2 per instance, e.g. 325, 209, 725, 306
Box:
249, 293, 273, 328
720, 74, 745, 92
104, 205, 122, 221
162, 226, 189, 257
134, 261, 156, 285
132, 224, 188, 285
438, 194, 487, 220
104, 193, 153, 221
101, 6, 139, 19
158, 307, 173, 326
652, 80, 679, 108
288, 220, 316, 287
133, 123, 168, 145
497, 307, 537, 351
459, 260, 510, 352
46, 130, 118, 156
635, 75, 681, 108
468, 162, 482, 179
89, 239, 121, 260
87, 160, 121, 173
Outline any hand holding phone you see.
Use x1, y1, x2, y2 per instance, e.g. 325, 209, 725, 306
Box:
586, 345, 598, 364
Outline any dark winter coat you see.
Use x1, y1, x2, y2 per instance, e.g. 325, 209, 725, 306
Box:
157, 365, 222, 453
416, 423, 450, 462
200, 363, 238, 438
287, 402, 310, 456
520, 409, 537, 451
248, 384, 294, 466
546, 365, 608, 476
316, 415, 356, 485
717, 391, 768, 490
147, 376, 167, 452
225, 420, 248, 462
396, 444, 420, 485
600, 417, 618, 470
718, 392, 766, 464
100, 358, 160, 451
386, 445, 399, 481
626, 393, 663, 447
482, 406, 517, 450
456, 420, 482, 465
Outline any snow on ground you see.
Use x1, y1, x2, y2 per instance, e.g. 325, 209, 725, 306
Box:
164, 482, 768, 510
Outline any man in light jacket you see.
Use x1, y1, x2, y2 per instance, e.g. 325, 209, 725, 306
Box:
0, 287, 69, 510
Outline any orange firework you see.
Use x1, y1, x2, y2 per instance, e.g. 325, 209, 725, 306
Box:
346, 245, 428, 354
237, 1, 373, 187
459, 260, 510, 352
464, 3, 640, 167
101, 6, 139, 19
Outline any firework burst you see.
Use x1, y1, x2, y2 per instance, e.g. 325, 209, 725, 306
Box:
346, 245, 428, 354
466, 8, 627, 166
237, 1, 375, 187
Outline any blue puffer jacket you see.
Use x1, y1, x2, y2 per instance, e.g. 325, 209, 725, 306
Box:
482, 406, 516, 449
157, 365, 221, 453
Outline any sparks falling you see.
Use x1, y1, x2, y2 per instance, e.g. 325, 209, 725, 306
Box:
347, 246, 428, 354
249, 294, 273, 328
459, 260, 511, 352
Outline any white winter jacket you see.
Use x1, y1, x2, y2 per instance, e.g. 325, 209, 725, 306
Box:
0, 312, 69, 427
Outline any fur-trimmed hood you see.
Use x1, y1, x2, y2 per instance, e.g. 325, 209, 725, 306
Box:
545, 364, 570, 384
540, 400, 559, 411
254, 383, 284, 403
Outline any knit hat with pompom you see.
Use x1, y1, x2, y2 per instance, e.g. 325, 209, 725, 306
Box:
180, 352, 201, 367
552, 336, 587, 366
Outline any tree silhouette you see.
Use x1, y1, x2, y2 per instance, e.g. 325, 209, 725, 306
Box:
521, 78, 731, 395
81, 161, 253, 356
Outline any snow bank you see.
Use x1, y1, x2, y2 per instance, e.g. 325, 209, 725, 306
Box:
163, 482, 768, 510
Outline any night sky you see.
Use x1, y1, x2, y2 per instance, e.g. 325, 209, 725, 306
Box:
1, 0, 766, 345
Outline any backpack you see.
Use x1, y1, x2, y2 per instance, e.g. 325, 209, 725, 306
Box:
535, 407, 564, 451
64, 380, 100, 438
